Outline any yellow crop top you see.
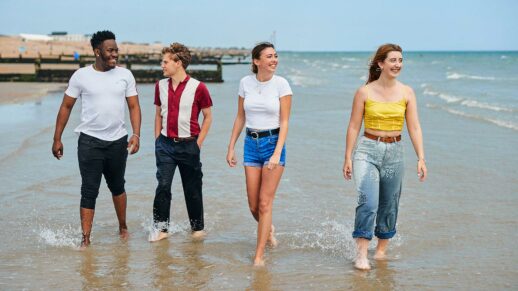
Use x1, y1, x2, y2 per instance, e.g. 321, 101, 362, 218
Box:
364, 86, 407, 131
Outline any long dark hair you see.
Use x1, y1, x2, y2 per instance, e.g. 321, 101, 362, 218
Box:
367, 43, 402, 84
251, 42, 275, 74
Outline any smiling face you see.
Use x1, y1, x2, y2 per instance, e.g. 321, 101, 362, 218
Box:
378, 51, 403, 78
253, 47, 278, 74
95, 39, 118, 70
161, 52, 183, 77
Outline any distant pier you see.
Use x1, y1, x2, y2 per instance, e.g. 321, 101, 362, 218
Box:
0, 53, 250, 83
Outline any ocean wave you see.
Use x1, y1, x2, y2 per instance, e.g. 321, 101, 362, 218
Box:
501, 55, 508, 59
287, 74, 324, 87
423, 88, 462, 103
427, 104, 518, 131
446, 72, 496, 81
460, 100, 515, 112
423, 86, 516, 112
341, 57, 359, 62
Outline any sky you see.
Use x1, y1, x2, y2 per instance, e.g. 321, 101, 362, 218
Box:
1, 0, 517, 51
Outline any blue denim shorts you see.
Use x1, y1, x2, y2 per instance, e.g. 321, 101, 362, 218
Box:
243, 129, 286, 168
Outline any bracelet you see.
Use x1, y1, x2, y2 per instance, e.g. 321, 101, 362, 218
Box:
132, 133, 140, 139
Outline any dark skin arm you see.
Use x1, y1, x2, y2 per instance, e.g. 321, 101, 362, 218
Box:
52, 94, 77, 159
126, 95, 141, 154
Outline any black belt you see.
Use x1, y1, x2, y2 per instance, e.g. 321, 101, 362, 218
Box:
246, 128, 280, 139
162, 134, 197, 142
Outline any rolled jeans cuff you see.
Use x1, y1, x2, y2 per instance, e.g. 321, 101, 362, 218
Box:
352, 230, 373, 240
375, 230, 396, 239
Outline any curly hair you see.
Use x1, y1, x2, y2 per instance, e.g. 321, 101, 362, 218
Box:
90, 30, 116, 50
162, 42, 192, 69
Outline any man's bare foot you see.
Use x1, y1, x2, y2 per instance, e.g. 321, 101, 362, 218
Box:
119, 227, 129, 240
149, 231, 170, 242
253, 257, 265, 267
79, 233, 90, 251
354, 257, 371, 270
373, 251, 387, 260
267, 225, 278, 248
191, 230, 206, 240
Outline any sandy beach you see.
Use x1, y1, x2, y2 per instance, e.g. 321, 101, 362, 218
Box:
0, 82, 66, 104
0, 52, 516, 290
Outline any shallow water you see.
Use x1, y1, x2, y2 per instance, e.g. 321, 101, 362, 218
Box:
0, 52, 517, 290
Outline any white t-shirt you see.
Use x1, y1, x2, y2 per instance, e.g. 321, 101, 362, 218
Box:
65, 65, 138, 141
238, 75, 292, 130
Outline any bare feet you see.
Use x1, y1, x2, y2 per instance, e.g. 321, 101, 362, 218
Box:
373, 251, 387, 260
119, 226, 129, 240
267, 225, 278, 248
149, 231, 170, 242
253, 257, 265, 267
191, 230, 206, 240
354, 257, 371, 270
79, 233, 90, 250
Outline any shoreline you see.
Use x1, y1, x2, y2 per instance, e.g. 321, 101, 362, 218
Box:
0, 82, 66, 105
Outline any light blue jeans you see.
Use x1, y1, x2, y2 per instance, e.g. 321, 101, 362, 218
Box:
352, 136, 404, 240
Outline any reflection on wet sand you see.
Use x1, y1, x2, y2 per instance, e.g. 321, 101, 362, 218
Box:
79, 246, 130, 290
151, 237, 212, 289
247, 267, 273, 291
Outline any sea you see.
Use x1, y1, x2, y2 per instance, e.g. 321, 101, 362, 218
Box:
0, 51, 517, 290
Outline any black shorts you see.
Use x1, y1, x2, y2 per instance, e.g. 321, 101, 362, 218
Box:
77, 133, 128, 209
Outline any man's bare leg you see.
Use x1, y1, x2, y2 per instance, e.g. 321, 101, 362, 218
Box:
112, 193, 128, 239
80, 207, 94, 250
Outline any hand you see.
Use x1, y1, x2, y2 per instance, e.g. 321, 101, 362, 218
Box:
343, 159, 352, 180
127, 135, 140, 155
197, 140, 202, 150
226, 148, 237, 167
417, 160, 427, 182
267, 153, 281, 170
52, 140, 63, 160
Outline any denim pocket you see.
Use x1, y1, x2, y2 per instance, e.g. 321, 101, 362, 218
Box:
267, 135, 279, 145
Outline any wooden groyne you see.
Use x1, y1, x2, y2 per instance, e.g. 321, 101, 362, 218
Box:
0, 53, 250, 83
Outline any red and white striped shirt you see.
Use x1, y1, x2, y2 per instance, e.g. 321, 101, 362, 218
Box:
154, 75, 213, 138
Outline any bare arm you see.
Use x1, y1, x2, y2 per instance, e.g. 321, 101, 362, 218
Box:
343, 87, 367, 179
226, 96, 246, 167
267, 94, 292, 169
155, 105, 162, 139
405, 86, 427, 181
197, 107, 213, 148
52, 94, 77, 159
126, 95, 141, 154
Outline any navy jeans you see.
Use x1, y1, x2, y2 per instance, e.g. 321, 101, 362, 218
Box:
153, 135, 204, 232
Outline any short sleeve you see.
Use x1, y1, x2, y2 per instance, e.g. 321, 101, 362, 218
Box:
196, 82, 213, 109
125, 71, 138, 97
64, 70, 81, 98
277, 77, 293, 98
154, 81, 161, 106
238, 78, 245, 98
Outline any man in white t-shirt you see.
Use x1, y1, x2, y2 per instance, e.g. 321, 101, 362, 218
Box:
51, 30, 141, 249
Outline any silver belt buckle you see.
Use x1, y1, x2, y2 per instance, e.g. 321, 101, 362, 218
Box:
250, 131, 259, 139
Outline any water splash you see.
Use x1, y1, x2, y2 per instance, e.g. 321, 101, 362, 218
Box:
37, 224, 81, 248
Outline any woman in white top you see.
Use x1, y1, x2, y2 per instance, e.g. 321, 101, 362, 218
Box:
227, 42, 293, 266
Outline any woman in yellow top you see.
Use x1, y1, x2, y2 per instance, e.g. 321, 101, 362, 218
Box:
343, 44, 427, 270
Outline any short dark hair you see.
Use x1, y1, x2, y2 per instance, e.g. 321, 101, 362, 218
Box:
251, 42, 275, 73
162, 42, 192, 69
90, 30, 116, 50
